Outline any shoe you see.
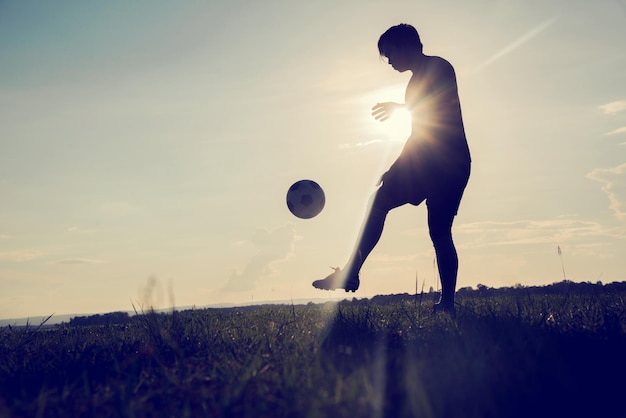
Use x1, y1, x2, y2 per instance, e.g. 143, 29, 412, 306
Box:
312, 267, 360, 292
431, 302, 456, 317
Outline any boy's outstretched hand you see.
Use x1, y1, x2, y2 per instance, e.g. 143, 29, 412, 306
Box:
371, 102, 403, 122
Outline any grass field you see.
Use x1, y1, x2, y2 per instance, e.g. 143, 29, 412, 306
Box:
1, 281, 625, 418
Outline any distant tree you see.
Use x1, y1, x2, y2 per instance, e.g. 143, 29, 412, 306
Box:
69, 311, 130, 327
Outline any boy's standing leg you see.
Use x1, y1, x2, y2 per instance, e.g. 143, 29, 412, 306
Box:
428, 167, 470, 314
429, 212, 459, 313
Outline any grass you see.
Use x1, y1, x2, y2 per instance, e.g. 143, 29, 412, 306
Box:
1, 281, 625, 418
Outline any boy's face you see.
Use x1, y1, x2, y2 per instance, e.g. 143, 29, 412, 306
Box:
384, 46, 411, 72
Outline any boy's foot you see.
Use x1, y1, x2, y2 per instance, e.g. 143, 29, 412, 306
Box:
431, 302, 456, 317
312, 267, 360, 292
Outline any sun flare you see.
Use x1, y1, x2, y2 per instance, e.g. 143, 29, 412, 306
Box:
382, 106, 412, 140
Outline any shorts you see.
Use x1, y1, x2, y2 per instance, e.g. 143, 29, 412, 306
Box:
375, 158, 470, 237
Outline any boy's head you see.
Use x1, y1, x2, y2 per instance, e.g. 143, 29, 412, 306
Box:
377, 24, 423, 58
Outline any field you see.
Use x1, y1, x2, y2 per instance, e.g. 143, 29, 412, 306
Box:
1, 281, 625, 418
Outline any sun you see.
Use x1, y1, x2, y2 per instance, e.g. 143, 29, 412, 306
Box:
359, 83, 412, 143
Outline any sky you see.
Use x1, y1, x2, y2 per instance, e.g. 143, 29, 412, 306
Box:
1, 0, 625, 320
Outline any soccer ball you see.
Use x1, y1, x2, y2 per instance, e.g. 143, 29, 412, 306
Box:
286, 180, 325, 219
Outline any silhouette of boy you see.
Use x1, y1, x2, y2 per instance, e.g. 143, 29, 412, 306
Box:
313, 24, 471, 314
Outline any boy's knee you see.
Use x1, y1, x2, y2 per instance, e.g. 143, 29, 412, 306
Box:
430, 233, 453, 251
371, 189, 395, 212
428, 222, 452, 243
427, 209, 455, 243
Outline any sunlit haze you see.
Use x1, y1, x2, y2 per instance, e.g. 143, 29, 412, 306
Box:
1, 0, 625, 320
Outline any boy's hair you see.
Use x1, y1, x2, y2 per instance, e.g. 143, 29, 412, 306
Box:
378, 24, 423, 57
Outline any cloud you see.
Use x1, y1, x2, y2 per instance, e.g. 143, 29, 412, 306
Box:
50, 258, 104, 265
338, 139, 388, 150
222, 224, 297, 293
0, 249, 44, 262
587, 163, 626, 221
600, 100, 626, 114
605, 126, 626, 136
457, 218, 626, 253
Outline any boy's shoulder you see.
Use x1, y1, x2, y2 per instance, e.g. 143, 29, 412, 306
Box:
425, 55, 455, 72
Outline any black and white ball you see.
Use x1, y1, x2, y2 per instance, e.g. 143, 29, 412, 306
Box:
286, 180, 325, 219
